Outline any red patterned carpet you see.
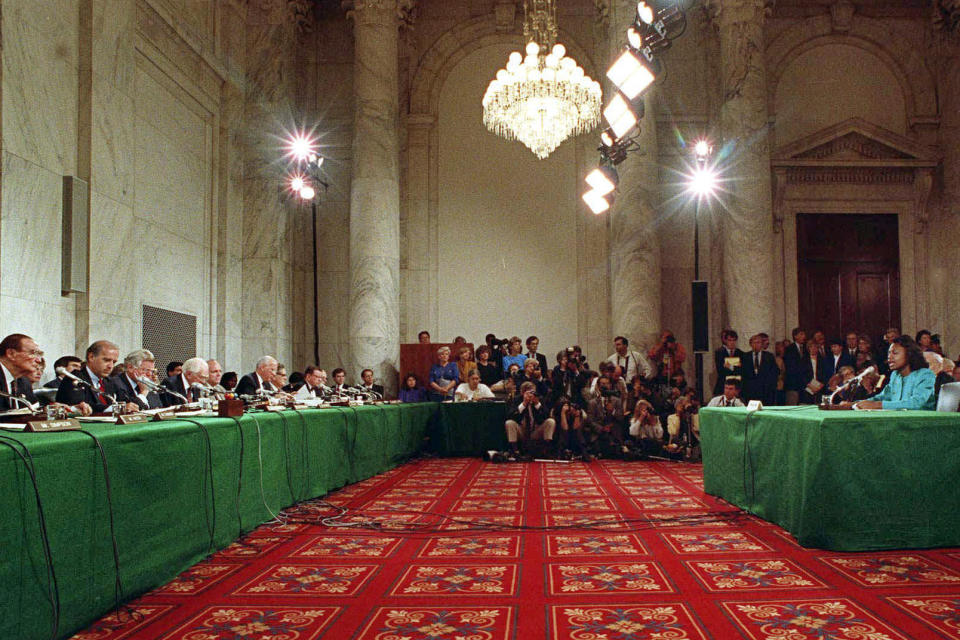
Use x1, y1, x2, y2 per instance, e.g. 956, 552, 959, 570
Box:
71, 458, 960, 639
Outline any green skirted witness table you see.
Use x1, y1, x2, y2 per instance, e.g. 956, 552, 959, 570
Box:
429, 401, 508, 456
700, 405, 960, 551
0, 402, 438, 640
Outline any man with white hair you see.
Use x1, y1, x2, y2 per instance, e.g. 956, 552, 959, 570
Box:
160, 356, 209, 406
114, 348, 163, 409
235, 356, 278, 396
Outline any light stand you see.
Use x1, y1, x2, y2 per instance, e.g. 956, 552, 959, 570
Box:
688, 139, 716, 405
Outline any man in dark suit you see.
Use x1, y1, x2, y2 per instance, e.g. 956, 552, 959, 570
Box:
0, 333, 45, 410
359, 368, 385, 398
844, 331, 860, 362
713, 329, 744, 396
525, 336, 549, 380
823, 338, 855, 381
235, 356, 279, 396
160, 357, 210, 406
740, 334, 778, 406
504, 381, 556, 457
56, 340, 131, 414
782, 327, 808, 405
44, 355, 82, 389
113, 348, 163, 409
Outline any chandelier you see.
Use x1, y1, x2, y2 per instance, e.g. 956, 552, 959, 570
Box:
482, 0, 602, 160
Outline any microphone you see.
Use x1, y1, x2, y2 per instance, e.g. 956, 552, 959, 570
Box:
190, 382, 213, 397
827, 366, 877, 405
0, 389, 36, 410
57, 366, 118, 404
139, 376, 187, 403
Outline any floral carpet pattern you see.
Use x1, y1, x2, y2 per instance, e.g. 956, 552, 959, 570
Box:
71, 457, 960, 639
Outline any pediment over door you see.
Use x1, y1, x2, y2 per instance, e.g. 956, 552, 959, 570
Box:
772, 117, 939, 168
770, 118, 939, 233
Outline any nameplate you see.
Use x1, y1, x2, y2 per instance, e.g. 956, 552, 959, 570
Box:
746, 400, 763, 411
117, 414, 149, 424
25, 418, 82, 432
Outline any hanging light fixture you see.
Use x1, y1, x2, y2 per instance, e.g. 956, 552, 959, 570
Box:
482, 0, 602, 160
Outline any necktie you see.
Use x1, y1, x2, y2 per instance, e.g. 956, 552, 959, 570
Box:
754, 353, 760, 374
98, 379, 108, 405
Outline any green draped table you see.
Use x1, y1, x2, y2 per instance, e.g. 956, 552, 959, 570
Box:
429, 401, 509, 456
0, 403, 438, 640
699, 405, 960, 551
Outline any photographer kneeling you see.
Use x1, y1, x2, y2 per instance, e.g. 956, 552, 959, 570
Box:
505, 381, 556, 459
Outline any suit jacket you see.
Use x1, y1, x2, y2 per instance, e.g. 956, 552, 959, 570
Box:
43, 377, 62, 389
798, 354, 829, 403
526, 352, 549, 378
113, 374, 162, 410
822, 351, 856, 380
235, 372, 276, 396
506, 396, 550, 426
55, 367, 118, 414
713, 347, 745, 395
783, 342, 808, 391
160, 374, 200, 407
740, 350, 778, 406
361, 383, 385, 397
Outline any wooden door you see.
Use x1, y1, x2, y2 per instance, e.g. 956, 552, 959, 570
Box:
797, 214, 900, 340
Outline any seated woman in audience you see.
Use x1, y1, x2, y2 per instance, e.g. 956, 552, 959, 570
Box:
399, 373, 426, 403
501, 336, 526, 373
924, 351, 955, 397
916, 329, 935, 352
454, 369, 494, 401
475, 345, 501, 387
457, 345, 477, 383
856, 334, 877, 371
847, 335, 936, 410
428, 346, 459, 401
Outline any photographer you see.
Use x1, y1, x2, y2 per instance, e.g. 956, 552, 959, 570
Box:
551, 348, 589, 406
552, 395, 591, 461
648, 330, 687, 384
629, 399, 664, 455
586, 376, 626, 457
606, 336, 652, 382
504, 381, 556, 457
514, 357, 550, 399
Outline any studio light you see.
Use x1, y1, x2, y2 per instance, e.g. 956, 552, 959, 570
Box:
289, 175, 305, 193
299, 184, 316, 200
603, 92, 644, 139
694, 138, 713, 163
585, 165, 619, 196
582, 188, 612, 215
287, 133, 317, 163
607, 48, 656, 100
636, 1, 655, 26
688, 166, 718, 197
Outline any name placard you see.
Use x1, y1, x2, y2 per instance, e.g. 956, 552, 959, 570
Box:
25, 418, 82, 432
117, 414, 149, 425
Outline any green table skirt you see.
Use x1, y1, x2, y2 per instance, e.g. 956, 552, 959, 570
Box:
0, 403, 438, 640
700, 405, 960, 551
429, 401, 509, 456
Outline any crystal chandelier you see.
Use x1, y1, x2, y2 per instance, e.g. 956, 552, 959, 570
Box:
482, 0, 602, 160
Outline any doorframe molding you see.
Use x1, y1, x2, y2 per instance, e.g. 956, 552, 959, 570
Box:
771, 118, 938, 338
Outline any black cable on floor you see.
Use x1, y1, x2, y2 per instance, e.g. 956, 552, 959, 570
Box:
0, 435, 60, 640
178, 419, 218, 553
229, 416, 246, 534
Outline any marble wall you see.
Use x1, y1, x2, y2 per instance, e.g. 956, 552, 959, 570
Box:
0, 0, 298, 379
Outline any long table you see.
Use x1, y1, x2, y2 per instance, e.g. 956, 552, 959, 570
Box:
700, 405, 960, 551
0, 403, 438, 640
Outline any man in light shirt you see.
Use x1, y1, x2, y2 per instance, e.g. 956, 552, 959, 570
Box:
707, 380, 745, 407
295, 366, 327, 402
606, 336, 652, 382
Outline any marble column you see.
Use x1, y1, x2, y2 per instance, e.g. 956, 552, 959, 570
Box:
349, 0, 402, 395
607, 0, 662, 349
709, 0, 775, 338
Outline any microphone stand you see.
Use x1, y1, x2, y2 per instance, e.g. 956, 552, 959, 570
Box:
0, 389, 37, 412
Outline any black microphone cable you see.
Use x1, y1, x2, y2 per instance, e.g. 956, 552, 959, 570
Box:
75, 429, 126, 627
178, 419, 218, 554
0, 434, 60, 640
228, 416, 246, 534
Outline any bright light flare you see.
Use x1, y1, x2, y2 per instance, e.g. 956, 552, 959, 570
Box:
607, 49, 655, 100
299, 185, 316, 200
582, 189, 611, 214
693, 138, 712, 161
636, 1, 655, 25
585, 166, 618, 197
603, 93, 639, 139
289, 175, 305, 192
286, 133, 317, 162
687, 166, 718, 197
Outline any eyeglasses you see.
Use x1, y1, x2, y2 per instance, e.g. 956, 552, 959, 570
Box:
21, 349, 44, 359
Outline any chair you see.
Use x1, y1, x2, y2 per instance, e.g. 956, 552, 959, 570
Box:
936, 381, 960, 412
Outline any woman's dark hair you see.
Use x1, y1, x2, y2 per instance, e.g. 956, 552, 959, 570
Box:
476, 345, 491, 358
915, 329, 932, 343
221, 371, 238, 390
404, 373, 420, 388
892, 335, 928, 371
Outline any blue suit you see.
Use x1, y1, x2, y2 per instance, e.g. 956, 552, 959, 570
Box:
868, 368, 936, 410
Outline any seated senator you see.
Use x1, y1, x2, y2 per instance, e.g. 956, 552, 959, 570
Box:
848, 335, 936, 411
